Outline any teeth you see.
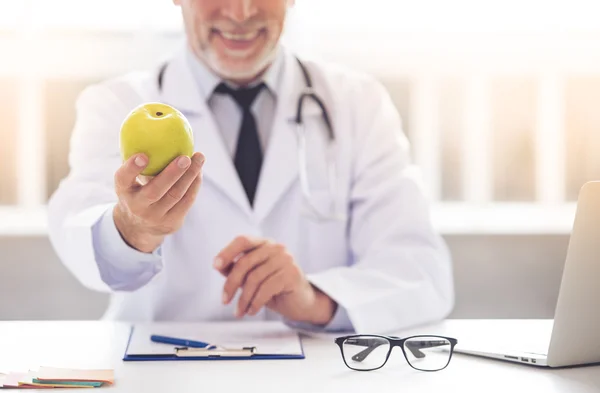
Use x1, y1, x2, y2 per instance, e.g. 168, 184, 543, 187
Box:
220, 31, 260, 41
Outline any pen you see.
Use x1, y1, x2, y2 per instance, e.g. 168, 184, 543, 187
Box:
150, 335, 217, 349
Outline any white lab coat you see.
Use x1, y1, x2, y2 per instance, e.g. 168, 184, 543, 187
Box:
47, 45, 454, 334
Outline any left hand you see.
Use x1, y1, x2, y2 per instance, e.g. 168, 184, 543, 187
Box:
213, 236, 337, 326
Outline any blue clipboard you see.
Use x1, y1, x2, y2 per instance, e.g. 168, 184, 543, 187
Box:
122, 325, 306, 361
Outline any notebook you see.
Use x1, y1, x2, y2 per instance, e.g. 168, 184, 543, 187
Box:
0, 367, 113, 389
123, 321, 305, 361
35, 367, 113, 386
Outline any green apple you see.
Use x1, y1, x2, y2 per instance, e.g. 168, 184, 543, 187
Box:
120, 102, 194, 176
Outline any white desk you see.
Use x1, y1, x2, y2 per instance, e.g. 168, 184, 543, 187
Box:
0, 320, 599, 392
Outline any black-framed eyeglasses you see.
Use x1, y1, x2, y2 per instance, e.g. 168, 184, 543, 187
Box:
334, 334, 458, 372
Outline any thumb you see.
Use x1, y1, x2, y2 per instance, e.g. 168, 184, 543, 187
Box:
115, 154, 148, 191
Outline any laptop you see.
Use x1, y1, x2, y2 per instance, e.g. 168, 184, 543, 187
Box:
454, 181, 600, 368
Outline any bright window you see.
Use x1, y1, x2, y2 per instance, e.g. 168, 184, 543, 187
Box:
1, 0, 600, 234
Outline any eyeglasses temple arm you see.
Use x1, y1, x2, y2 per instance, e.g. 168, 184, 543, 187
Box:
343, 338, 388, 362
404, 340, 452, 359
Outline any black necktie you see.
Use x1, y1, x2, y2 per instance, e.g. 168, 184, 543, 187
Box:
214, 82, 265, 207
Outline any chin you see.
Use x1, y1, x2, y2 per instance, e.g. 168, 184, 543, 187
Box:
206, 48, 277, 83
218, 64, 264, 80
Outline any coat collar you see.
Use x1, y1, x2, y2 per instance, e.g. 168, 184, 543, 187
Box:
159, 44, 324, 222
159, 44, 205, 116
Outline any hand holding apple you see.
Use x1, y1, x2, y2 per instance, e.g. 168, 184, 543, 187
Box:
113, 103, 204, 253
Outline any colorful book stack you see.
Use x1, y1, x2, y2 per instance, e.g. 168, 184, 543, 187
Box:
0, 367, 114, 389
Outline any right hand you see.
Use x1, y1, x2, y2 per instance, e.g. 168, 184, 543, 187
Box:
113, 152, 205, 253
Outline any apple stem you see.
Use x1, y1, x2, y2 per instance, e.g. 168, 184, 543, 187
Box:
156, 112, 163, 116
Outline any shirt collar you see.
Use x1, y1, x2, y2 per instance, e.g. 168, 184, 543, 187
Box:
185, 45, 284, 100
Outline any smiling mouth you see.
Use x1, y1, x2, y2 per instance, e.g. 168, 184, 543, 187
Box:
218, 30, 262, 41
211, 28, 267, 53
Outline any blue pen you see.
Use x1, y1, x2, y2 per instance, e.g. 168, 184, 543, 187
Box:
150, 335, 217, 349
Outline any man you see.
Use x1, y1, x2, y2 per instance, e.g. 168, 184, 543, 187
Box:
48, 0, 454, 334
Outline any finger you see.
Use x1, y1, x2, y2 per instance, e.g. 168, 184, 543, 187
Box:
165, 173, 201, 219
154, 152, 205, 213
214, 236, 268, 273
216, 239, 273, 278
246, 272, 286, 317
115, 154, 148, 192
139, 155, 192, 203
235, 262, 282, 317
137, 174, 153, 186
222, 243, 279, 304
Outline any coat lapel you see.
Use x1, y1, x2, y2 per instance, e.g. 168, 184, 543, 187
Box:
253, 49, 324, 223
159, 48, 252, 218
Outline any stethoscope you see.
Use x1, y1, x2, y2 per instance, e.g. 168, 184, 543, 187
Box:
158, 57, 344, 222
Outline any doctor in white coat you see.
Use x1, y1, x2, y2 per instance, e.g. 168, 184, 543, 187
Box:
48, 0, 454, 334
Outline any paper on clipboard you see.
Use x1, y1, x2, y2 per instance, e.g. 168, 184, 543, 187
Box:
125, 321, 304, 358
